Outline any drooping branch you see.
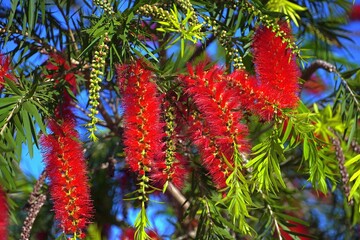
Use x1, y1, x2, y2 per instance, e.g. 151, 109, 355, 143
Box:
20, 171, 47, 240
166, 182, 190, 211
301, 59, 336, 81
301, 59, 360, 112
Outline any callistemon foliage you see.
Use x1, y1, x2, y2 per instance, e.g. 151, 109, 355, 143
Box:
113, 21, 302, 237
3, 1, 359, 239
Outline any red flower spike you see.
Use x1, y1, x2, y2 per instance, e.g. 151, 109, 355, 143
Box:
228, 70, 278, 120
180, 65, 250, 189
44, 53, 78, 112
252, 23, 300, 110
117, 61, 164, 176
187, 114, 230, 189
0, 186, 8, 240
0, 55, 15, 91
350, 5, 360, 21
120, 227, 162, 240
182, 65, 249, 153
40, 118, 93, 237
303, 74, 327, 95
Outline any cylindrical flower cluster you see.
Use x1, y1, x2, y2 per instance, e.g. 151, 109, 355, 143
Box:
41, 52, 93, 239
181, 64, 250, 188
87, 35, 110, 141
188, 113, 231, 189
0, 54, 15, 91
40, 117, 93, 238
117, 60, 164, 178
183, 65, 249, 154
229, 23, 300, 121
252, 23, 300, 110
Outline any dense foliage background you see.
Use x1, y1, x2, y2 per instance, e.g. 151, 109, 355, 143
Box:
0, 0, 360, 239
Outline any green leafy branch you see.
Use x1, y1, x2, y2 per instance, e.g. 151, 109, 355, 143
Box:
246, 131, 287, 193
265, 0, 307, 27
256, 192, 311, 240
138, 4, 204, 57
345, 154, 360, 202
195, 197, 240, 239
0, 77, 53, 189
220, 147, 253, 235
280, 103, 338, 193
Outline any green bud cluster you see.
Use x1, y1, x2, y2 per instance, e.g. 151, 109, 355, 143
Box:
137, 4, 172, 22
137, 171, 150, 202
87, 34, 110, 141
93, 0, 115, 15
164, 104, 177, 182
175, 0, 199, 25
203, 16, 245, 69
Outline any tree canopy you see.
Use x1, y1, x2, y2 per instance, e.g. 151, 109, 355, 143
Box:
0, 0, 359, 239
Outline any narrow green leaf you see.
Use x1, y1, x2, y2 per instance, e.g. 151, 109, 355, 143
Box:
350, 168, 360, 183
349, 177, 360, 199
345, 154, 360, 167
21, 109, 34, 158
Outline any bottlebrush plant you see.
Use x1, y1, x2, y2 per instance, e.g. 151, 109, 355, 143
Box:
0, 1, 359, 240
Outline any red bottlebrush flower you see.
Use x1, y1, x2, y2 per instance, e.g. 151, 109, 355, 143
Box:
117, 61, 164, 176
303, 74, 327, 95
45, 53, 77, 90
120, 227, 162, 240
0, 186, 8, 240
40, 117, 93, 237
182, 64, 249, 154
277, 221, 311, 240
350, 5, 360, 21
181, 65, 249, 188
228, 70, 278, 121
252, 23, 300, 110
0, 55, 15, 91
187, 114, 231, 189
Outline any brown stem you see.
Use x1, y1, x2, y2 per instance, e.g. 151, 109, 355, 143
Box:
20, 172, 47, 240
166, 182, 190, 211
301, 59, 336, 81
98, 98, 120, 134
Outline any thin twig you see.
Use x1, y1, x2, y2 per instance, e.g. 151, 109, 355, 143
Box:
262, 190, 283, 240
54, 0, 79, 52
